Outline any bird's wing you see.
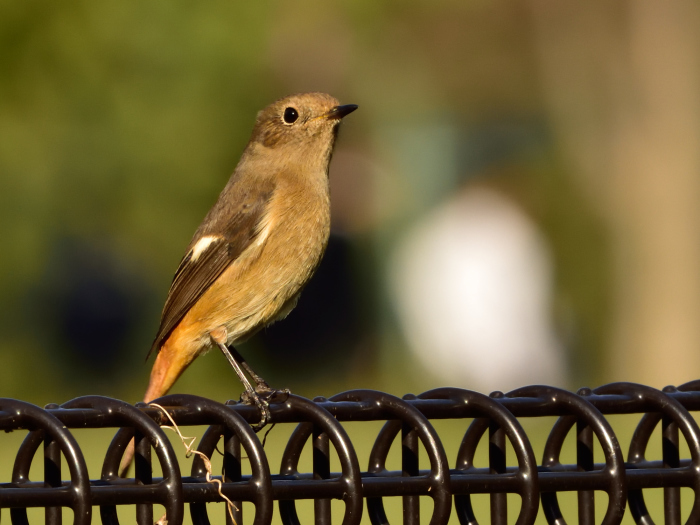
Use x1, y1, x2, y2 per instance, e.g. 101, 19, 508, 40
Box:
148, 183, 275, 358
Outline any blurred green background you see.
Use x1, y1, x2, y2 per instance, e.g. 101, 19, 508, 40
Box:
1, 1, 700, 522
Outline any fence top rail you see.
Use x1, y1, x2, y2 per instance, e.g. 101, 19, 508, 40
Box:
2, 382, 700, 431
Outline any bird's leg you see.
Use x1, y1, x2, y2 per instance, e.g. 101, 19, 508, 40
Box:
210, 327, 271, 431
226, 345, 271, 393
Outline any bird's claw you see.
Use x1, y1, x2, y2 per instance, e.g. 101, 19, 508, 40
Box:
241, 389, 272, 432
240, 386, 291, 432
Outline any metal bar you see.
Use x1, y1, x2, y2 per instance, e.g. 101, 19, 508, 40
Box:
3, 388, 700, 427
134, 431, 153, 525
402, 421, 419, 525
224, 427, 242, 525
43, 426, 61, 525
663, 415, 681, 525
489, 419, 507, 525
313, 423, 331, 525
577, 419, 594, 525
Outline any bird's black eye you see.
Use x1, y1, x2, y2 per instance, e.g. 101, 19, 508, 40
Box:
283, 107, 299, 124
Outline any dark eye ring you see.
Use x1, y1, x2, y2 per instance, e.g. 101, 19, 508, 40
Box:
283, 107, 299, 124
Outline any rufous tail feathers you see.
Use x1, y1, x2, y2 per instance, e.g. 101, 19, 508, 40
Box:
119, 337, 193, 477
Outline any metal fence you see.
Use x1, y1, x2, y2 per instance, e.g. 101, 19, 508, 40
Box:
2, 381, 700, 525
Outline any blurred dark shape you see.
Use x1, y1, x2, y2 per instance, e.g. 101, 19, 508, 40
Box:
256, 234, 362, 377
25, 237, 154, 383
62, 263, 131, 368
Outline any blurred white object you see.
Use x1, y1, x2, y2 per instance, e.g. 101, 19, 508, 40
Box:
389, 187, 566, 392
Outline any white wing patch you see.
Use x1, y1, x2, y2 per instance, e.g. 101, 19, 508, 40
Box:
190, 235, 221, 261
253, 210, 274, 248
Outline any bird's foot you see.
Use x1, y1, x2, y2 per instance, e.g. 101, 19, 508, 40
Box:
240, 389, 272, 432
240, 385, 291, 432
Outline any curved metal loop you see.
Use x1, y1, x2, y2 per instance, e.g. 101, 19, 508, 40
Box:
61, 395, 184, 525
420, 388, 539, 525
339, 389, 451, 525
508, 385, 626, 525
678, 379, 700, 393
1, 398, 91, 525
144, 394, 274, 525
626, 412, 663, 525
278, 393, 363, 525
597, 382, 700, 525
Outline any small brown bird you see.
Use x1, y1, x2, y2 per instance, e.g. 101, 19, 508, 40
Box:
143, 92, 356, 418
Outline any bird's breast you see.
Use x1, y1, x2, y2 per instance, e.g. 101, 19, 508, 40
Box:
192, 172, 331, 345
257, 173, 331, 294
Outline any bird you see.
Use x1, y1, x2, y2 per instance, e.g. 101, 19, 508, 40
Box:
120, 93, 356, 475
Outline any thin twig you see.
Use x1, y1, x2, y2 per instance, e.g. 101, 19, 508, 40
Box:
149, 403, 239, 525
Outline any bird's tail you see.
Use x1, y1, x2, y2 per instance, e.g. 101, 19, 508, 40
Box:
118, 337, 194, 477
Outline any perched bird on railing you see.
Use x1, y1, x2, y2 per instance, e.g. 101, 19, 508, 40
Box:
120, 93, 356, 476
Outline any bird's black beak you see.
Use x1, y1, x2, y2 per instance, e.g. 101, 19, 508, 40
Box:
324, 104, 358, 120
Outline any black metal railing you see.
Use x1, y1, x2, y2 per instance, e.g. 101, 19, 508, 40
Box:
2, 380, 700, 524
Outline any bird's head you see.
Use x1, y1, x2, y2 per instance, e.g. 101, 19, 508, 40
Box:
250, 93, 357, 156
